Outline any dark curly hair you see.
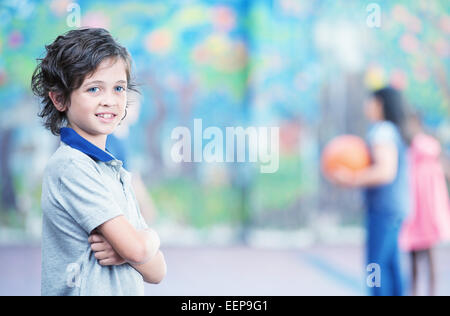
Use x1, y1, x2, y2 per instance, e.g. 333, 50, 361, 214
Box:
31, 28, 139, 135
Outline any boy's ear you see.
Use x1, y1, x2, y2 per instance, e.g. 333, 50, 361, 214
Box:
48, 91, 67, 112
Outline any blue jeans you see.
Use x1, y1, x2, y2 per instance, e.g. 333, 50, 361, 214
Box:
366, 212, 405, 296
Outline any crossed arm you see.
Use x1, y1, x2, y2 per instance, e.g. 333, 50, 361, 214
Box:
89, 215, 167, 284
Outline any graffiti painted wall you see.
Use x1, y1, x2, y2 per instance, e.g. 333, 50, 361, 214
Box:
0, 0, 449, 239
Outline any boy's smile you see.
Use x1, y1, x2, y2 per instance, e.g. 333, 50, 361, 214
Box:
64, 57, 128, 150
95, 112, 117, 122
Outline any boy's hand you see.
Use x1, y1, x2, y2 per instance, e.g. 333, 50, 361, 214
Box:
88, 232, 126, 266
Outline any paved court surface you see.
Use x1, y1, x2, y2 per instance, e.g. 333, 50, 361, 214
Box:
1, 244, 449, 296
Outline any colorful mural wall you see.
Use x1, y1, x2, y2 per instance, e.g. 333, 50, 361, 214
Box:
0, 0, 449, 237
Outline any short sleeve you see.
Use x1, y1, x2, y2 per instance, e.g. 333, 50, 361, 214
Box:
367, 122, 398, 147
57, 159, 123, 234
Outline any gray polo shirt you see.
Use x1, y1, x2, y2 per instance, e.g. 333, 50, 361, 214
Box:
41, 128, 148, 296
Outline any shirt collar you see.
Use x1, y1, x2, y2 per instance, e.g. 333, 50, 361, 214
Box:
60, 127, 115, 162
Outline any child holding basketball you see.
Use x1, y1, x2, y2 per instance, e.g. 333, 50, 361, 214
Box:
32, 28, 166, 295
330, 87, 410, 296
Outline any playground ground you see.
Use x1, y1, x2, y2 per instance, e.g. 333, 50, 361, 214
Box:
1, 243, 449, 296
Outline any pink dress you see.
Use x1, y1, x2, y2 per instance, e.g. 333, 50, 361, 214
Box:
400, 133, 450, 251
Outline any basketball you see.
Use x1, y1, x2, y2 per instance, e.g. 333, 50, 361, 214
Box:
321, 135, 371, 177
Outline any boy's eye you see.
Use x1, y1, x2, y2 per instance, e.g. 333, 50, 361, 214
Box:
87, 87, 100, 93
115, 86, 125, 92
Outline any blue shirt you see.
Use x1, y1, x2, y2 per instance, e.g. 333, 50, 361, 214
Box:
364, 121, 410, 218
41, 128, 148, 296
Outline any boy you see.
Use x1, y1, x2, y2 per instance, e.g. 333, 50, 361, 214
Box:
32, 28, 166, 296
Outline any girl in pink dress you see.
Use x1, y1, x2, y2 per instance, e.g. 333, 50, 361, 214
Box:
399, 115, 450, 296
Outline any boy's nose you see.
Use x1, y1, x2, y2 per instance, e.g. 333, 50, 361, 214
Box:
100, 92, 119, 107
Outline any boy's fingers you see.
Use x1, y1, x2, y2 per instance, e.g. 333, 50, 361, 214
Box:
99, 258, 114, 266
91, 242, 106, 252
91, 241, 113, 252
88, 234, 104, 243
94, 250, 109, 260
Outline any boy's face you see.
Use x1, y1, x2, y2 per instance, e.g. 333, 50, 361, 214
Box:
66, 57, 128, 149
